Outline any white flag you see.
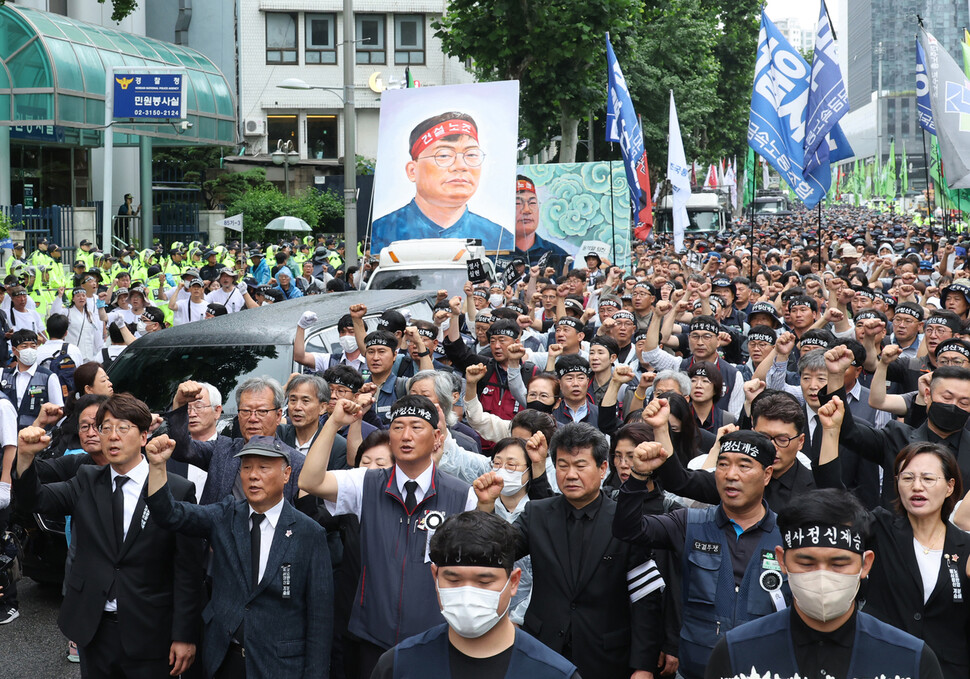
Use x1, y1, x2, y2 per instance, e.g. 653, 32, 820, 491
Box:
667, 91, 691, 253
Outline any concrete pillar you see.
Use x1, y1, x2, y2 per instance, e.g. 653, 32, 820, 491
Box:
139, 135, 152, 247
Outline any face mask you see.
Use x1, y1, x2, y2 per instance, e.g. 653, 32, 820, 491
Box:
437, 577, 511, 638
440, 319, 451, 335
928, 401, 970, 433
527, 400, 554, 414
489, 294, 504, 308
496, 468, 527, 496
338, 335, 358, 354
136, 320, 148, 334
786, 568, 862, 622
17, 347, 37, 367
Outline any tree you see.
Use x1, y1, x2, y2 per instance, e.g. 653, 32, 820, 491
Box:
615, 0, 721, 174
433, 0, 638, 163
707, 0, 761, 160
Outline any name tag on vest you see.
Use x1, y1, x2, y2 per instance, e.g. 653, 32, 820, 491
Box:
692, 540, 720, 554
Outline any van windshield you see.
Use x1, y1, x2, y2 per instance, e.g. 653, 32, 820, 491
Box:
655, 209, 722, 234
107, 345, 292, 415
369, 269, 470, 299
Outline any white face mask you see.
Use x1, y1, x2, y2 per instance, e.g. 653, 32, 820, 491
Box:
437, 577, 511, 638
17, 347, 37, 367
489, 294, 504, 308
496, 468, 527, 496
338, 335, 358, 354
786, 568, 862, 622
136, 320, 148, 334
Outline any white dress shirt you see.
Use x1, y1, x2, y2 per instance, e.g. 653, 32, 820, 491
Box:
105, 458, 149, 611
326, 463, 478, 518
251, 497, 285, 583
12, 363, 64, 408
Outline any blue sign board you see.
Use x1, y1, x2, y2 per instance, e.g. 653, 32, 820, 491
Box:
10, 124, 65, 142
112, 73, 186, 119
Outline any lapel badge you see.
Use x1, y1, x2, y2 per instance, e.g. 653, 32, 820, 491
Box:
141, 506, 150, 529
285, 529, 292, 538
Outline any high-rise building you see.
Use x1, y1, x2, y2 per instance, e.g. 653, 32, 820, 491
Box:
838, 0, 970, 191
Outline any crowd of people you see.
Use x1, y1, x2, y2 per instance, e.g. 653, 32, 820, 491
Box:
2, 203, 970, 679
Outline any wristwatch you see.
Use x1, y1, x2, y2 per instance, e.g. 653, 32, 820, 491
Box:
416, 350, 431, 357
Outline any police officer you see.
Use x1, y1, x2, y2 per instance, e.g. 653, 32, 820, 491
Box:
1, 329, 64, 427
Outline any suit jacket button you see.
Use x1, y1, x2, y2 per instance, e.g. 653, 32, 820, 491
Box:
570, 603, 577, 610
914, 612, 922, 621
558, 631, 564, 637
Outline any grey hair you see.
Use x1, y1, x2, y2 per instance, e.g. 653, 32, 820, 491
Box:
797, 348, 827, 375
197, 382, 223, 409
236, 376, 285, 409
653, 369, 690, 396
407, 370, 457, 426
286, 374, 330, 403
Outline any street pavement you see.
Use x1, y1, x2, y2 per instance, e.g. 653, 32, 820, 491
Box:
0, 578, 80, 679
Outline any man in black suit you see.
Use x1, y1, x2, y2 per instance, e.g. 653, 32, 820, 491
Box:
15, 394, 204, 678
144, 434, 333, 679
475, 421, 663, 679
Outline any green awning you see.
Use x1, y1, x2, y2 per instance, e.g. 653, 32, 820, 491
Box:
0, 5, 236, 146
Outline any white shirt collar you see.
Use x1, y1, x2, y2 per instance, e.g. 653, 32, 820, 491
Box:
396, 462, 433, 497
17, 362, 38, 377
250, 496, 285, 529
110, 456, 149, 487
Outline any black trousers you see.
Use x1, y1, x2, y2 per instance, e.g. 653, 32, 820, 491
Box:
0, 506, 18, 608
213, 644, 246, 679
79, 614, 171, 679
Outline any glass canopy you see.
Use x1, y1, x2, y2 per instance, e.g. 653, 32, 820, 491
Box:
0, 5, 236, 146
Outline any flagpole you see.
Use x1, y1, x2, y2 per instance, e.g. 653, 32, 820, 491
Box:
921, 128, 933, 232
749, 159, 755, 278
609, 160, 617, 260
818, 199, 823, 272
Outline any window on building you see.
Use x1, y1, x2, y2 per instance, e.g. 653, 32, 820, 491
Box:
394, 14, 425, 65
266, 13, 298, 64
306, 13, 337, 64
356, 14, 386, 64
267, 115, 299, 151
901, 97, 910, 136
307, 115, 339, 159
887, 98, 896, 142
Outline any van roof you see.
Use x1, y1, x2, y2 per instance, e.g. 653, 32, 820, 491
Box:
127, 289, 435, 348
378, 238, 488, 267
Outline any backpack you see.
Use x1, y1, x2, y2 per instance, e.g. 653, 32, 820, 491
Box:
40, 346, 77, 399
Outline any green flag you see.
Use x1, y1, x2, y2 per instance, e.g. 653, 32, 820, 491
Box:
964, 29, 970, 77
884, 139, 896, 201
901, 143, 909, 197
742, 147, 756, 207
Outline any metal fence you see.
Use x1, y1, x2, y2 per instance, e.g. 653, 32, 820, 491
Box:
0, 204, 76, 266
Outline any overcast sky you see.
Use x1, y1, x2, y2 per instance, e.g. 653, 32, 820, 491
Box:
764, 0, 821, 30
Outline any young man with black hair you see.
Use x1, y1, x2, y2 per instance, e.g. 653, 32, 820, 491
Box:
2, 329, 63, 427
294, 311, 364, 374
372, 511, 580, 679
37, 312, 84, 369
705, 488, 943, 679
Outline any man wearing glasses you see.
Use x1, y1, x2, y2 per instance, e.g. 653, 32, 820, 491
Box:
513, 174, 567, 266
372, 112, 509, 250
163, 377, 307, 507
14, 394, 204, 676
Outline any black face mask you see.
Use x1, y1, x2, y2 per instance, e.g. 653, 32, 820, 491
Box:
527, 400, 554, 414
928, 401, 970, 433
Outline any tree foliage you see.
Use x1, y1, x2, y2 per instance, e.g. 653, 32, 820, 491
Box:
224, 187, 342, 243
614, 0, 721, 171
433, 0, 638, 162
707, 0, 761, 160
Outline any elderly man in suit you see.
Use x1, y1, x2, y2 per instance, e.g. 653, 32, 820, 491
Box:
475, 421, 664, 679
165, 377, 307, 506
144, 433, 332, 678
14, 394, 204, 678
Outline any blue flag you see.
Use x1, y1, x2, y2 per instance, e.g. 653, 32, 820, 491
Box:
916, 38, 937, 134
605, 34, 648, 232
803, 2, 849, 178
748, 10, 852, 208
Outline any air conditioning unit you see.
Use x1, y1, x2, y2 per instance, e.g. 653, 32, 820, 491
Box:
244, 118, 266, 136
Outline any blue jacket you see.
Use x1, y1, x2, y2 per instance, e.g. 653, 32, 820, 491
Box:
679, 505, 787, 679
251, 258, 271, 285
391, 623, 576, 679
725, 609, 924, 679
147, 486, 332, 679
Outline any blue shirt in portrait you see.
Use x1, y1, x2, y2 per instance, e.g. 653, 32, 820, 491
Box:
372, 199, 511, 250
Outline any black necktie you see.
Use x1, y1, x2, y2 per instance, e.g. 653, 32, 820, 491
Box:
113, 475, 129, 551
567, 510, 585, 582
404, 480, 418, 514
251, 513, 265, 588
